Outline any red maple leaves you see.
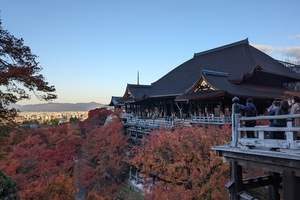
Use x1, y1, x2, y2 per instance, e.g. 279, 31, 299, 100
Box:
0, 107, 233, 199
129, 124, 231, 199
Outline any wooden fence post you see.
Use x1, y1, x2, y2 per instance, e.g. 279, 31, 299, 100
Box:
286, 117, 296, 142
231, 96, 240, 147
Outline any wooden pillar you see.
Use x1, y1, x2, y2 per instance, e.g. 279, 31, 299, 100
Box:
188, 101, 192, 118
282, 170, 300, 200
163, 101, 166, 117
220, 100, 223, 115
151, 103, 154, 116
193, 102, 196, 116
129, 166, 132, 180
180, 102, 183, 119
296, 175, 300, 199
229, 160, 243, 200
268, 172, 280, 200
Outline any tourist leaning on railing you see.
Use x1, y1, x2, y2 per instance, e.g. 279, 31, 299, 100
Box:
268, 101, 280, 139
274, 100, 289, 139
239, 98, 257, 138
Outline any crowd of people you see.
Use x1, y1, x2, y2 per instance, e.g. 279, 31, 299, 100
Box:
240, 96, 300, 139
268, 96, 300, 139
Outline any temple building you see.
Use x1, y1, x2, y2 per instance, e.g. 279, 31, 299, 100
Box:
116, 39, 300, 119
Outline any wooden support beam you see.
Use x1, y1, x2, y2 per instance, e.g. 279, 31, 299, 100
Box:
268, 172, 281, 200
282, 170, 300, 200
242, 175, 279, 190
229, 160, 243, 200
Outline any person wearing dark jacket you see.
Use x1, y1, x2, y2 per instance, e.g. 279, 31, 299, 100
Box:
240, 98, 257, 138
274, 100, 289, 139
268, 101, 281, 139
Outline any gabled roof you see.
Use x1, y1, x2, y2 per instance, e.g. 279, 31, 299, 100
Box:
108, 96, 124, 107
148, 39, 300, 98
176, 72, 287, 101
120, 38, 300, 103
119, 84, 151, 102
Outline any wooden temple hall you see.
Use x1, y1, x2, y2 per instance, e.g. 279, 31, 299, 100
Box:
110, 38, 300, 119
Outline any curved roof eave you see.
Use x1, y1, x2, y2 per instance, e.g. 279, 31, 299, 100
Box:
176, 90, 227, 101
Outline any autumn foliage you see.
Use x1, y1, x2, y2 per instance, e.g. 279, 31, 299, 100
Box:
0, 107, 130, 199
129, 124, 231, 200
282, 90, 300, 100
79, 109, 130, 197
0, 124, 82, 199
0, 107, 234, 199
78, 107, 112, 134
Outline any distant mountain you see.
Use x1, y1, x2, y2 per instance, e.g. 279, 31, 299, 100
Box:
12, 102, 105, 112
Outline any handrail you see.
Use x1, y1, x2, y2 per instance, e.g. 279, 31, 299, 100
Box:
190, 116, 232, 124
125, 118, 184, 128
232, 112, 300, 150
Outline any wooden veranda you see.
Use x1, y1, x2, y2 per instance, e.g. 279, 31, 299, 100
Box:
213, 97, 300, 200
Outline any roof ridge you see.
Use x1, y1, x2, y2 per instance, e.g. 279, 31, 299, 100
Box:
194, 38, 249, 57
127, 84, 151, 87
201, 69, 229, 77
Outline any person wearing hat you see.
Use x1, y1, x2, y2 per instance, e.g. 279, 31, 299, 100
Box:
240, 98, 257, 138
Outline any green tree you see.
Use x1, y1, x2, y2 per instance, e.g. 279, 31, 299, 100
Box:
0, 169, 16, 199
44, 118, 59, 127
0, 17, 57, 125
69, 116, 79, 124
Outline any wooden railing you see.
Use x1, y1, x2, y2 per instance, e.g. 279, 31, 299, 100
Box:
125, 118, 184, 129
121, 113, 134, 119
232, 113, 300, 150
122, 113, 232, 126
190, 116, 232, 124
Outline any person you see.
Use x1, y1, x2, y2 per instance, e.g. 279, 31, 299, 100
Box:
273, 100, 289, 139
268, 101, 281, 139
287, 98, 293, 113
240, 98, 257, 138
289, 96, 300, 137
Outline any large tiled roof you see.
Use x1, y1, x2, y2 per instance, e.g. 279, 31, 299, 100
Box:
176, 73, 287, 101
123, 84, 151, 101
121, 38, 300, 102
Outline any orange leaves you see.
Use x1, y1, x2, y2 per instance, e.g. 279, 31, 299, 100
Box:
130, 125, 231, 199
79, 107, 113, 134
86, 190, 109, 200
20, 173, 78, 200
0, 122, 84, 198
79, 114, 129, 196
282, 90, 300, 100
0, 107, 129, 198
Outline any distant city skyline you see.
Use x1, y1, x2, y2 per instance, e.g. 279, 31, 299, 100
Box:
1, 0, 299, 105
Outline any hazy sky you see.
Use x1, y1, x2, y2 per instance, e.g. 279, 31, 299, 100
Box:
1, 0, 300, 105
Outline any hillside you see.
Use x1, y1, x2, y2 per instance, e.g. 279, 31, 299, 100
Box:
12, 102, 105, 112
